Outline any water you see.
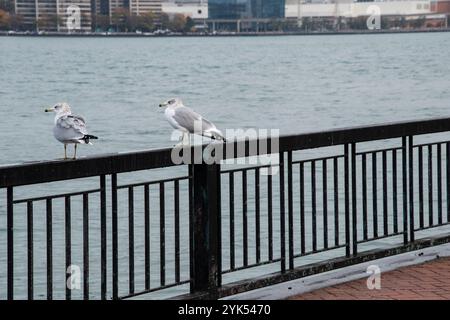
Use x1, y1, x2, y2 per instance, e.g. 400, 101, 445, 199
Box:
1, 34, 450, 164
1, 33, 450, 299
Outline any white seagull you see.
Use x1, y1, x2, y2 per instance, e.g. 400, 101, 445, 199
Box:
45, 102, 98, 160
159, 98, 226, 144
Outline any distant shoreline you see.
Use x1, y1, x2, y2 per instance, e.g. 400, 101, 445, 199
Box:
1, 28, 450, 37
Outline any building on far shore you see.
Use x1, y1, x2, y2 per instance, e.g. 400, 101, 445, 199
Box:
285, 0, 450, 29
285, 0, 450, 20
105, 0, 161, 16
161, 0, 208, 19
129, 0, 162, 16
9, 0, 450, 32
14, 0, 92, 31
285, 0, 434, 19
13, 0, 162, 31
208, 0, 285, 19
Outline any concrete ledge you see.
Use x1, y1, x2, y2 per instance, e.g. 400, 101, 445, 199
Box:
223, 242, 450, 300
173, 233, 450, 300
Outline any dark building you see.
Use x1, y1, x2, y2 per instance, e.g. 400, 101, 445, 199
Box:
208, 0, 249, 19
99, 0, 110, 15
209, 0, 285, 19
251, 0, 285, 18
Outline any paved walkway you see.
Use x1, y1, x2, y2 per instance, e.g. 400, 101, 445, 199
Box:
290, 257, 450, 300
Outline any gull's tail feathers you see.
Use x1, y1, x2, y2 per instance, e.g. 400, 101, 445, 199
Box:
205, 128, 226, 143
80, 134, 98, 145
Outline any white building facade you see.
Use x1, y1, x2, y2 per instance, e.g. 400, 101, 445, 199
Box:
285, 0, 433, 18
161, 0, 208, 19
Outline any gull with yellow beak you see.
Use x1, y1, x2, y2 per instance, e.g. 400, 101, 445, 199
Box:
159, 98, 226, 144
45, 102, 98, 160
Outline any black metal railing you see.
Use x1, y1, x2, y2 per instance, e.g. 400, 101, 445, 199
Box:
3, 117, 450, 300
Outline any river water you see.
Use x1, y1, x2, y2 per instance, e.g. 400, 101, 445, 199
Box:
1, 33, 450, 299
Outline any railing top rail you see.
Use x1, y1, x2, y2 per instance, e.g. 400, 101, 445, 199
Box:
2, 116, 450, 188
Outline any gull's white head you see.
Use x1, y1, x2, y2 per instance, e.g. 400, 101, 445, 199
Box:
159, 98, 183, 108
45, 102, 72, 115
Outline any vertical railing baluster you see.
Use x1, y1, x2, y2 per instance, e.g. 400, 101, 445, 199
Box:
362, 153, 368, 240
322, 159, 328, 249
255, 168, 261, 265
392, 149, 398, 234
311, 161, 317, 252
27, 201, 33, 300
242, 170, 248, 267
188, 165, 194, 287
300, 162, 305, 254
372, 152, 378, 238
128, 187, 134, 295
46, 198, 53, 300
7, 187, 13, 300
437, 144, 443, 225
174, 180, 180, 283
83, 193, 89, 300
402, 137, 408, 244
382, 150, 388, 236
428, 144, 433, 226
287, 152, 293, 269
100, 175, 107, 300
160, 182, 166, 287
418, 146, 424, 228
144, 184, 150, 290
279, 152, 286, 272
229, 172, 235, 269
409, 136, 415, 241
344, 145, 350, 257
351, 143, 357, 255
268, 172, 273, 261
447, 143, 450, 223
217, 162, 222, 289
111, 173, 118, 299
65, 196, 71, 300
333, 157, 339, 247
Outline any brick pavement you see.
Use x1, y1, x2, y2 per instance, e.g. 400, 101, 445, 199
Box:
290, 257, 450, 300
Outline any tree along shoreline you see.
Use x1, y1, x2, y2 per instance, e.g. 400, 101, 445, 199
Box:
1, 28, 450, 37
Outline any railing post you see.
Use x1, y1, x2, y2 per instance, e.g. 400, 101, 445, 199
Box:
351, 143, 357, 256
344, 145, 350, 257
408, 136, 415, 242
111, 173, 118, 300
7, 187, 13, 300
279, 152, 286, 272
287, 151, 294, 270
100, 175, 107, 300
402, 137, 408, 245
190, 163, 222, 296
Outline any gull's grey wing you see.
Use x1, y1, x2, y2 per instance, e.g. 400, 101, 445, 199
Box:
54, 114, 88, 142
173, 106, 215, 133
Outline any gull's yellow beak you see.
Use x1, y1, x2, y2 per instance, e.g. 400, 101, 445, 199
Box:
44, 107, 53, 112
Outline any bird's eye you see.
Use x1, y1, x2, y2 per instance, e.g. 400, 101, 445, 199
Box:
169, 99, 175, 104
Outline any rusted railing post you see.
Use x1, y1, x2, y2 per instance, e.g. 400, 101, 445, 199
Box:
190, 163, 222, 296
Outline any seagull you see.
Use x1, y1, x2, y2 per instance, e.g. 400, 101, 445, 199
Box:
45, 102, 98, 160
159, 98, 226, 144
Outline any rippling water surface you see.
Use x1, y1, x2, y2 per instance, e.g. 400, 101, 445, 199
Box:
1, 34, 450, 164
1, 33, 450, 299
